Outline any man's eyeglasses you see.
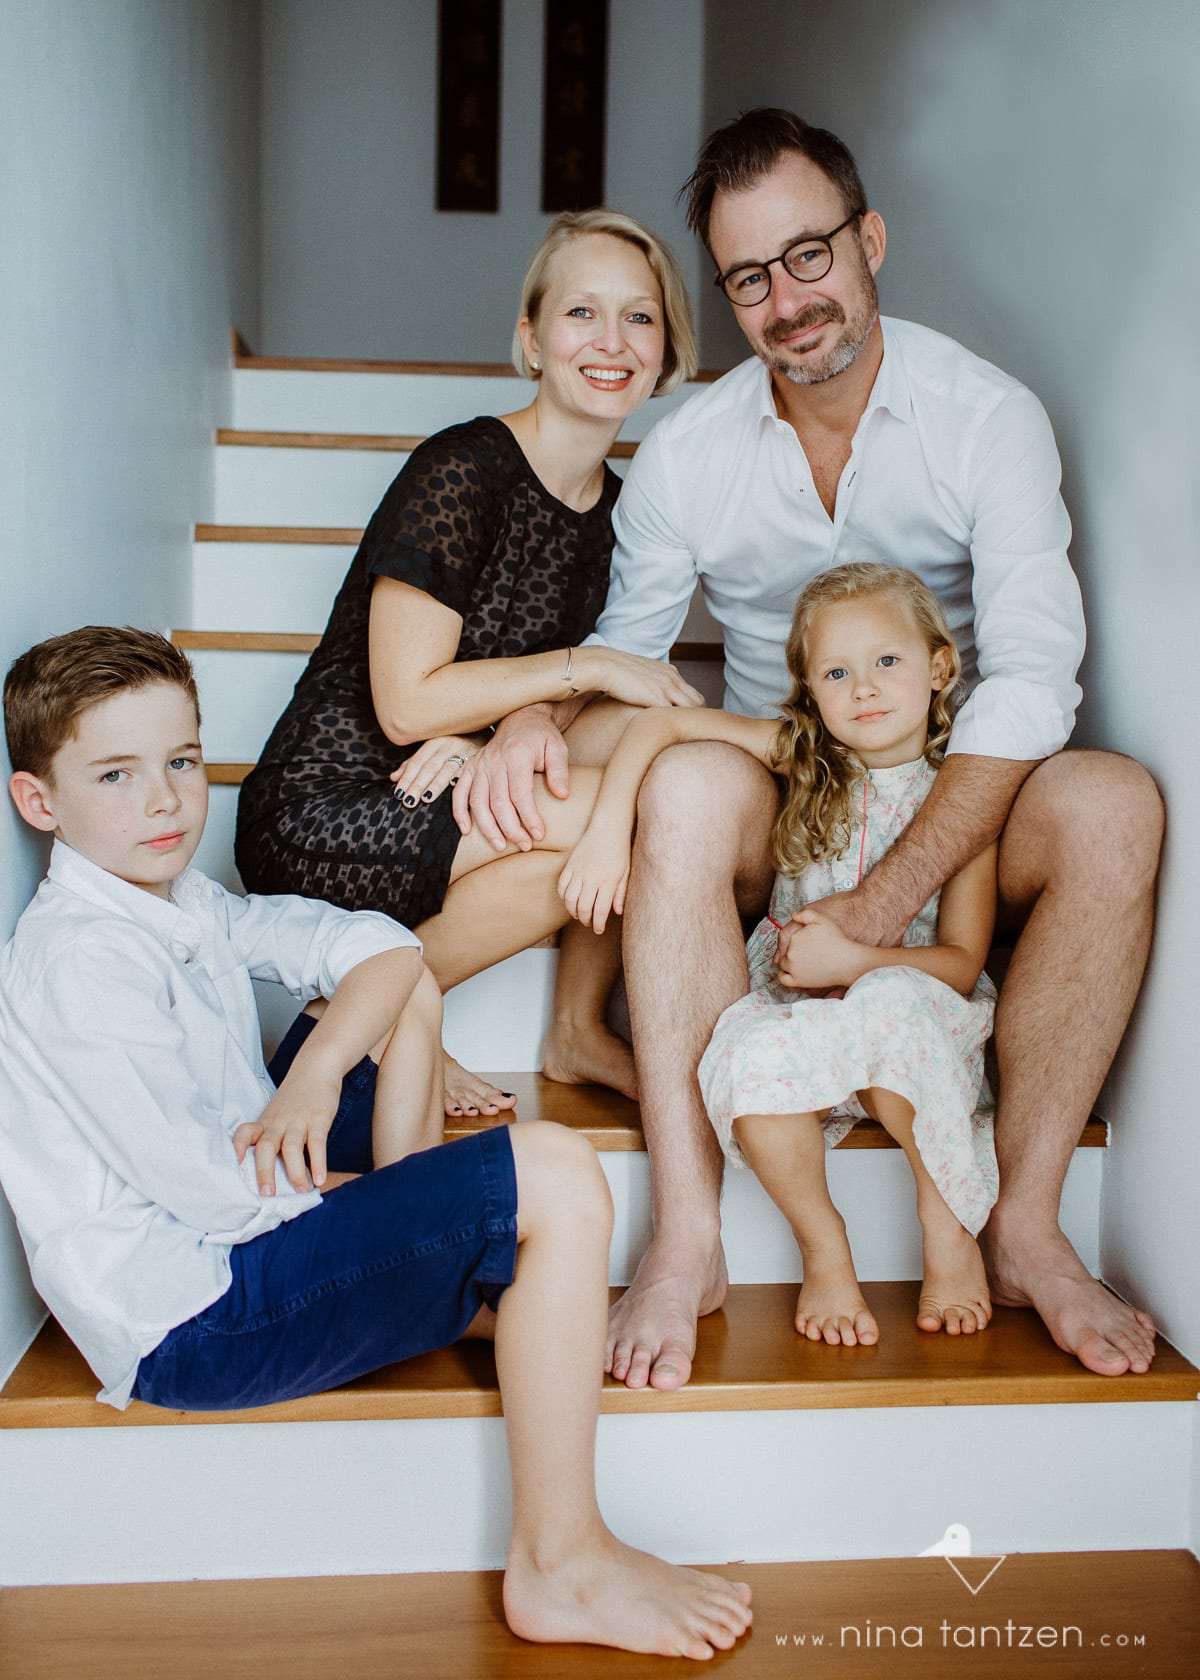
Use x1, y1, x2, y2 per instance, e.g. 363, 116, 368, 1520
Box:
715, 212, 862, 307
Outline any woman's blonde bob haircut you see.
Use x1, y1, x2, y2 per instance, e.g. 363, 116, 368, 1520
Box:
512, 208, 697, 395
771, 562, 964, 876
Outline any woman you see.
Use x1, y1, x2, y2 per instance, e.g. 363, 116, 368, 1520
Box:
235, 209, 700, 1116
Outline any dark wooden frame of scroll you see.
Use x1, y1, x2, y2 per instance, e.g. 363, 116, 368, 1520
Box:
541, 0, 608, 213
436, 0, 502, 213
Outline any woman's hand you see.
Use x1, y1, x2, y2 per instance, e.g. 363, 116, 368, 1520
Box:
580, 645, 707, 711
558, 822, 632, 934
390, 735, 485, 808
775, 907, 867, 993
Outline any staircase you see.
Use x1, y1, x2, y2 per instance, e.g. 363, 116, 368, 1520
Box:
1, 339, 1196, 1671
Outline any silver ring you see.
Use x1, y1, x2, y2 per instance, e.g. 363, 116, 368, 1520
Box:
446, 753, 467, 769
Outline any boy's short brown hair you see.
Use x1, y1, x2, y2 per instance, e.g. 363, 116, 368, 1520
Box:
4, 627, 200, 781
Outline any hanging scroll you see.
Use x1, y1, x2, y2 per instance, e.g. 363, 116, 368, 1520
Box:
541, 0, 608, 213
437, 0, 502, 213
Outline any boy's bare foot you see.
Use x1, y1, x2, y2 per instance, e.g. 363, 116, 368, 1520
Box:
916, 1205, 992, 1335
982, 1213, 1157, 1374
504, 1528, 752, 1659
606, 1238, 728, 1390
542, 1022, 639, 1102
795, 1247, 879, 1346
443, 1051, 517, 1119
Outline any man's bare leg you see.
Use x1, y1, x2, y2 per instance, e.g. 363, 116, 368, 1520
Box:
542, 700, 642, 1099
982, 750, 1163, 1374
608, 742, 778, 1390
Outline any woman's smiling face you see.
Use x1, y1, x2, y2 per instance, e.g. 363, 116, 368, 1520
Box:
520, 232, 666, 423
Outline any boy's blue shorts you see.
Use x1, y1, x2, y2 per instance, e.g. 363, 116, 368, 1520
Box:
131, 1013, 518, 1412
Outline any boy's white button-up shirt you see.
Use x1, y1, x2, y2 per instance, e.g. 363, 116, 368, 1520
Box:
0, 841, 420, 1408
591, 317, 1085, 760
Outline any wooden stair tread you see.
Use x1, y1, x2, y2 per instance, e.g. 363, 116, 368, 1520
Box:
4, 1281, 1194, 1430
175, 629, 721, 659
217, 427, 640, 459
444, 1074, 1108, 1152
4, 1551, 1197, 1678
196, 524, 364, 544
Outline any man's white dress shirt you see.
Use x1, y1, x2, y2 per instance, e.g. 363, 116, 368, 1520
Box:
591, 317, 1085, 760
0, 841, 420, 1407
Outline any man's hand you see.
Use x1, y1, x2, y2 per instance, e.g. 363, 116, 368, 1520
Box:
451, 707, 569, 852
775, 906, 869, 992
232, 1067, 343, 1195
782, 886, 902, 952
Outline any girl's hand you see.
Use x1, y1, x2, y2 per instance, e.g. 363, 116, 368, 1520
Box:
390, 735, 484, 808
775, 907, 867, 992
581, 646, 707, 711
558, 827, 631, 934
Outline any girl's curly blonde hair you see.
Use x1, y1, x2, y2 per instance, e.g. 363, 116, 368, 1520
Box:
771, 563, 963, 875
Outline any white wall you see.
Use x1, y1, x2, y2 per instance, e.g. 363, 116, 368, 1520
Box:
0, 0, 261, 1384
259, 0, 706, 361
703, 0, 1200, 1363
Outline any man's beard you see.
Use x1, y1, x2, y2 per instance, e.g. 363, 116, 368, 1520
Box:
758, 252, 879, 387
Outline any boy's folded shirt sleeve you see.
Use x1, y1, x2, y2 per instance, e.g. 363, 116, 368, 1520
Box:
30, 938, 312, 1241
221, 888, 421, 1001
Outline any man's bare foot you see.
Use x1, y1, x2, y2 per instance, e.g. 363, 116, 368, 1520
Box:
504, 1526, 752, 1659
916, 1209, 992, 1335
982, 1213, 1156, 1374
542, 1022, 638, 1102
606, 1238, 728, 1391
443, 1051, 517, 1119
795, 1246, 879, 1346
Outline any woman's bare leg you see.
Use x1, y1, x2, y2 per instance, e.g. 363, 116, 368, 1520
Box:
418, 768, 603, 1115
733, 1110, 878, 1347
490, 1122, 753, 1657
541, 700, 642, 1098
858, 1087, 991, 1335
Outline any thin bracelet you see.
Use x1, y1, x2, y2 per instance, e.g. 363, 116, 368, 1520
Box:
561, 646, 579, 696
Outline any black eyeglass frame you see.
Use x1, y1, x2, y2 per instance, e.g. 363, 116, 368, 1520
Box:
714, 212, 863, 307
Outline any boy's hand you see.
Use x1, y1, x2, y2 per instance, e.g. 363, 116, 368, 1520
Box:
557, 827, 631, 935
232, 1069, 343, 1194
775, 908, 866, 992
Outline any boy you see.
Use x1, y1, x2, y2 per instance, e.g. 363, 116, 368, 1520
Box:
0, 627, 751, 1659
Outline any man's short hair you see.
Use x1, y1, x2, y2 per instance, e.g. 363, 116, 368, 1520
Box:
681, 107, 869, 253
4, 626, 200, 780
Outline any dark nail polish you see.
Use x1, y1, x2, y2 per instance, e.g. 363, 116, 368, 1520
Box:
421, 789, 434, 801
449, 776, 459, 786
403, 795, 417, 808
502, 1092, 515, 1099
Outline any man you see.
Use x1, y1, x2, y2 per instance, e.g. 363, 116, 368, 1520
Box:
459, 108, 1162, 1390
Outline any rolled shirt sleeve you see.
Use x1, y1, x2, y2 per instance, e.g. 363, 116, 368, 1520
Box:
946, 385, 1084, 760
222, 889, 421, 1002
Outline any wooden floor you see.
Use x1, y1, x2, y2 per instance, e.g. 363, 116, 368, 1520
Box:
3, 1280, 1195, 1431
2, 1551, 1196, 1678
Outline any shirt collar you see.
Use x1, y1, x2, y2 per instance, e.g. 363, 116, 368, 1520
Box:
47, 839, 203, 951
751, 314, 914, 430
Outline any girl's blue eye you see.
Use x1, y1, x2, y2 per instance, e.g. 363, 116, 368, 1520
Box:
878, 655, 898, 667
825, 667, 846, 681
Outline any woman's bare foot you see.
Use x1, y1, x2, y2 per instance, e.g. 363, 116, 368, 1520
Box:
916, 1198, 992, 1335
606, 1236, 728, 1390
795, 1245, 879, 1346
504, 1526, 752, 1659
443, 1051, 517, 1119
982, 1210, 1156, 1374
542, 1022, 638, 1102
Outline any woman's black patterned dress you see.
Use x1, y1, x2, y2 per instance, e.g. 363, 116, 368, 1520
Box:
235, 418, 619, 927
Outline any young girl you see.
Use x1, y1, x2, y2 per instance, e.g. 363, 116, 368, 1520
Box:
558, 562, 999, 1347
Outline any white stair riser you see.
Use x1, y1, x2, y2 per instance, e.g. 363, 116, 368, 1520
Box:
2, 1401, 1189, 1584
214, 444, 630, 527
229, 369, 703, 439
189, 648, 724, 763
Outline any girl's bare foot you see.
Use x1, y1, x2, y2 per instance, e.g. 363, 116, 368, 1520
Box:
916, 1199, 992, 1334
443, 1051, 517, 1119
542, 1022, 639, 1102
795, 1244, 879, 1346
504, 1527, 752, 1659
